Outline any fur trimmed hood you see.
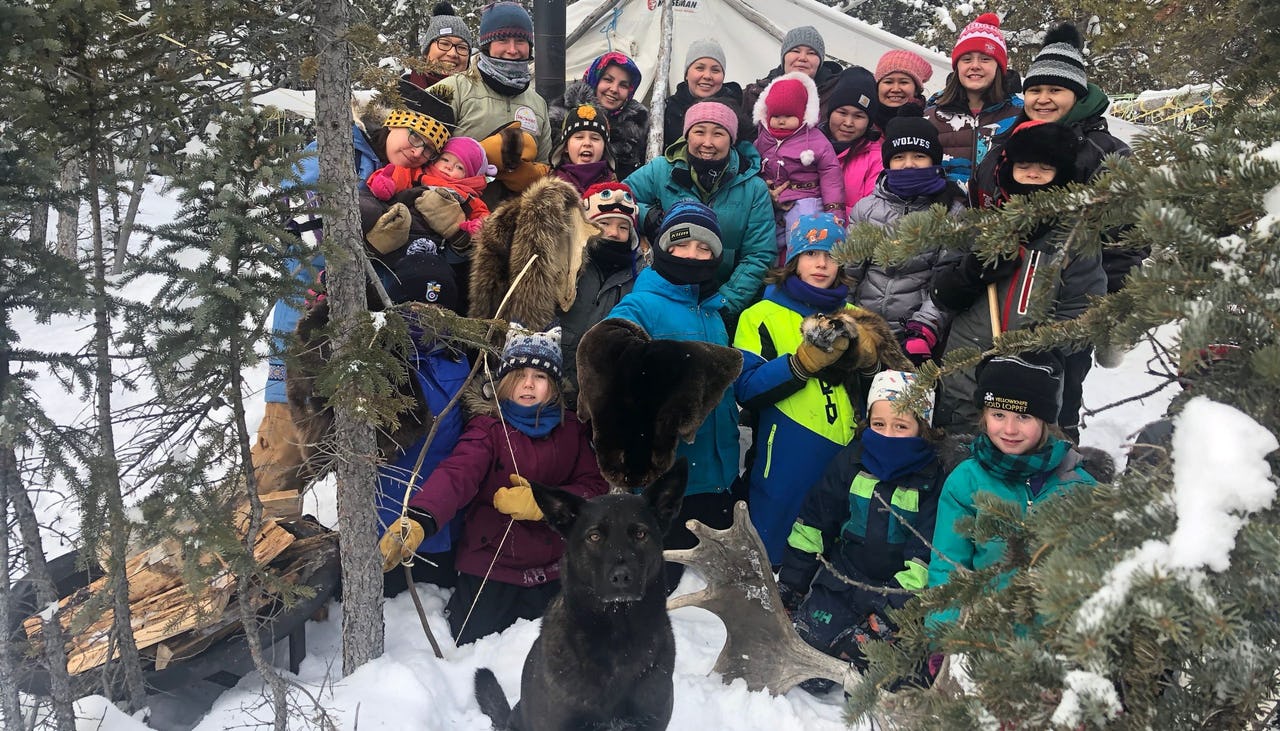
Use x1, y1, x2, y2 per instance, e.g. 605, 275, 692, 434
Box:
752, 71, 821, 129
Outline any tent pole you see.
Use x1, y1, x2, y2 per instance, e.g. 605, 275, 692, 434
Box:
534, 0, 567, 101
566, 0, 627, 47
645, 0, 673, 160
717, 0, 784, 41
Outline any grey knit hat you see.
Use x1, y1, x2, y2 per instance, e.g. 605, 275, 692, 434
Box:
685, 38, 727, 75
780, 26, 825, 65
1023, 24, 1088, 99
422, 2, 475, 54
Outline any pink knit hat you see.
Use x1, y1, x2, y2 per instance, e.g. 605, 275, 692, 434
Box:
952, 12, 1007, 71
441, 136, 496, 178
874, 50, 934, 90
682, 101, 739, 144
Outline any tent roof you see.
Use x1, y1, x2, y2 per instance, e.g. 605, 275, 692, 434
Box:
564, 0, 953, 100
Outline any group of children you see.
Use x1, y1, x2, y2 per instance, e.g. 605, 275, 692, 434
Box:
319, 11, 1130, 692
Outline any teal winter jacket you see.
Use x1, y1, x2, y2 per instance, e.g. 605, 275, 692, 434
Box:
622, 141, 775, 315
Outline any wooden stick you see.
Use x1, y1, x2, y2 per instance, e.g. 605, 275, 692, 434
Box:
987, 283, 1001, 340
402, 565, 445, 659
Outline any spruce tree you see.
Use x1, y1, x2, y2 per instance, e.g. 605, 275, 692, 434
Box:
837, 107, 1280, 728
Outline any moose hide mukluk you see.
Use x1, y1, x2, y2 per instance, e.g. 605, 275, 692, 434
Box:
285, 300, 437, 483
576, 318, 743, 488
467, 175, 597, 330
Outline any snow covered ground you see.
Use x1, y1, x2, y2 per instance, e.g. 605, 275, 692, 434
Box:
16, 183, 1185, 731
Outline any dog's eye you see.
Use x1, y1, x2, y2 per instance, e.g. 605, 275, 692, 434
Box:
632, 527, 647, 540
587, 530, 603, 543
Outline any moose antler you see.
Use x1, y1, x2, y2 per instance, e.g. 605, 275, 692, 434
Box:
665, 501, 858, 695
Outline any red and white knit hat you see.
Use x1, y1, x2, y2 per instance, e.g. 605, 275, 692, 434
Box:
951, 12, 1007, 71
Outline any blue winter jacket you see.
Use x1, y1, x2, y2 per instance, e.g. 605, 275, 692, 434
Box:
266, 126, 381, 403
622, 141, 775, 315
733, 285, 860, 563
608, 268, 741, 496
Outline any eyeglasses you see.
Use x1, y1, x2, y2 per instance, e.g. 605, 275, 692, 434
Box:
433, 38, 470, 56
407, 131, 430, 151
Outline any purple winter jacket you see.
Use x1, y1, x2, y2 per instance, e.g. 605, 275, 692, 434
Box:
407, 408, 608, 587
753, 124, 845, 210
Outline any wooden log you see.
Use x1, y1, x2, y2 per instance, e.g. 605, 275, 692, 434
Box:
259, 490, 302, 521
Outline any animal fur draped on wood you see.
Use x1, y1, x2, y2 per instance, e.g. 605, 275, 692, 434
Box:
467, 176, 597, 329
800, 309, 914, 385
576, 318, 743, 488
285, 301, 435, 483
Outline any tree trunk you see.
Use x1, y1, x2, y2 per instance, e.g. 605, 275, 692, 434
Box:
314, 0, 386, 672
111, 126, 157, 276
86, 149, 149, 712
1, 343, 77, 731
55, 158, 79, 259
29, 201, 49, 252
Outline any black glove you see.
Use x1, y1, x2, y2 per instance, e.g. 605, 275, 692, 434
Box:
642, 205, 665, 245
930, 263, 983, 311
962, 250, 1021, 285
777, 583, 805, 615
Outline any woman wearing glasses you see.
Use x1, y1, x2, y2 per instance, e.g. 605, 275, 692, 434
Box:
401, 3, 474, 114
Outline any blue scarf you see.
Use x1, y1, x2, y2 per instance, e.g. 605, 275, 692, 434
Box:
861, 428, 937, 483
499, 400, 562, 439
885, 166, 947, 198
782, 276, 849, 312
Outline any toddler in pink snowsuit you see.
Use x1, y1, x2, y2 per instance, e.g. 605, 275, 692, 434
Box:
752, 71, 845, 264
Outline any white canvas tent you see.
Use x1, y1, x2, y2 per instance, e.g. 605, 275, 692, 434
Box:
563, 0, 952, 102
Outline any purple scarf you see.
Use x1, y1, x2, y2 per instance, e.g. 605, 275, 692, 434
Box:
782, 276, 849, 312
553, 161, 612, 194
885, 166, 947, 198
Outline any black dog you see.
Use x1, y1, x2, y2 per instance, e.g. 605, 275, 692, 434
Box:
474, 460, 687, 731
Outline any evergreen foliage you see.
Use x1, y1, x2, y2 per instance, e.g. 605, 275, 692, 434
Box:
837, 108, 1280, 728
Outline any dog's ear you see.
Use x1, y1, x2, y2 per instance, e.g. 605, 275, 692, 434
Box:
643, 458, 687, 532
530, 479, 585, 537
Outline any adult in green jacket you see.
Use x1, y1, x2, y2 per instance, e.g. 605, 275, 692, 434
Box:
623, 100, 775, 316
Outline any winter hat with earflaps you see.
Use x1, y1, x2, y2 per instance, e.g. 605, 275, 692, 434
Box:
684, 38, 727, 75
422, 2, 474, 54
874, 50, 934, 91
952, 12, 1008, 72
441, 136, 497, 178
1023, 23, 1088, 99
498, 323, 564, 382
868, 370, 935, 426
780, 26, 825, 64
383, 109, 451, 153
996, 120, 1080, 192
974, 351, 1065, 423
582, 182, 639, 248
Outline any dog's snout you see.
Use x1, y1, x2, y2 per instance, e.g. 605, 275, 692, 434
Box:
608, 563, 633, 589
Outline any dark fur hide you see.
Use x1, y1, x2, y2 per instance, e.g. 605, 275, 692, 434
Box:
474, 460, 686, 731
468, 176, 596, 329
576, 318, 743, 488
284, 301, 435, 483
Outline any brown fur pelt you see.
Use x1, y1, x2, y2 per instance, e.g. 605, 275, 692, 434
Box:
800, 309, 914, 389
284, 301, 435, 484
576, 318, 743, 488
467, 176, 598, 329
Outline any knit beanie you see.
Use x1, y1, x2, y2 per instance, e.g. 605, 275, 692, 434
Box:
583, 51, 642, 92
786, 212, 844, 264
826, 65, 879, 116
999, 120, 1079, 183
582, 182, 639, 248
683, 101, 739, 143
762, 76, 808, 121
874, 50, 934, 91
441, 136, 495, 178
780, 26, 825, 64
1022, 24, 1088, 99
974, 351, 1064, 423
422, 2, 475, 54
385, 237, 460, 312
881, 105, 942, 166
868, 370, 935, 426
498, 323, 563, 382
952, 12, 1007, 71
684, 38, 727, 75
657, 200, 723, 257
559, 103, 611, 142
478, 2, 533, 51
383, 109, 451, 153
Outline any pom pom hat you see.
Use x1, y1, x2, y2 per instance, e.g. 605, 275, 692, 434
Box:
868, 370, 935, 426
499, 323, 563, 382
478, 2, 533, 51
952, 13, 1008, 72
383, 109, 451, 153
559, 103, 611, 142
683, 100, 740, 143
1023, 24, 1088, 99
786, 212, 844, 264
423, 2, 474, 54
